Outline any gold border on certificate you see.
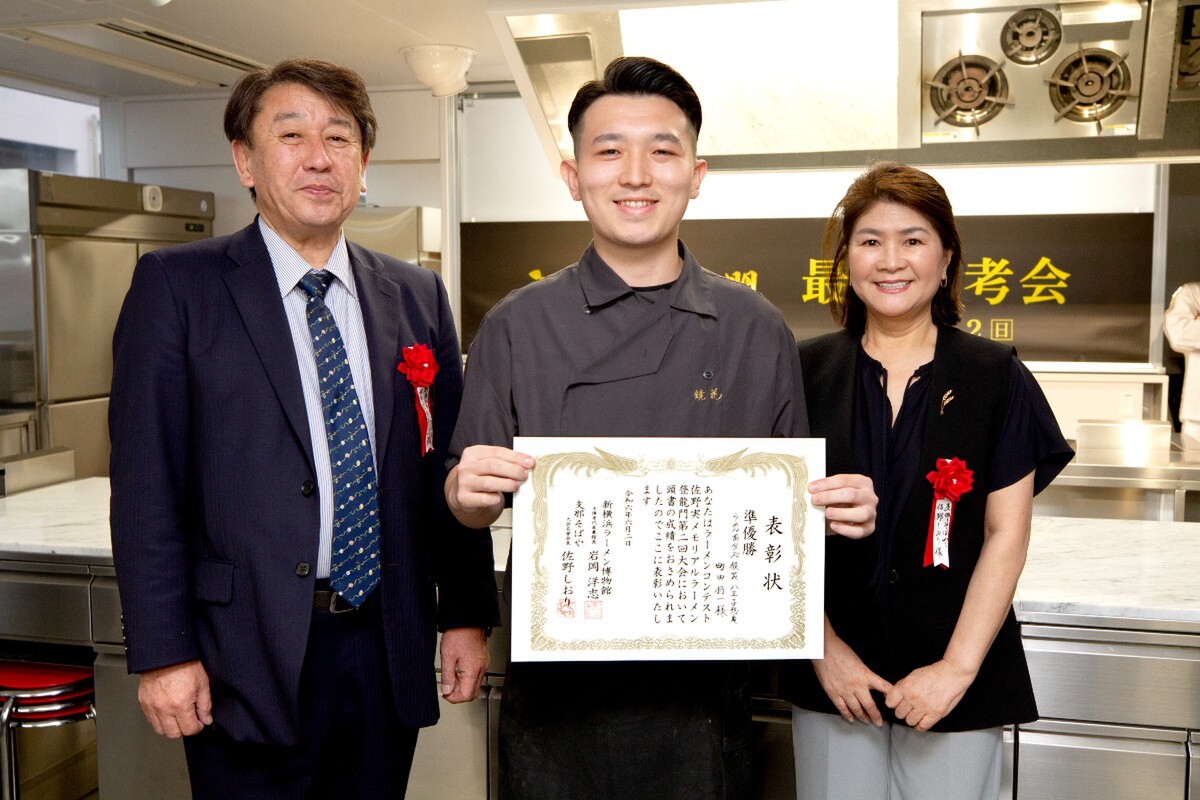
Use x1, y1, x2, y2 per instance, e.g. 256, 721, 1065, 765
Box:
512, 437, 826, 661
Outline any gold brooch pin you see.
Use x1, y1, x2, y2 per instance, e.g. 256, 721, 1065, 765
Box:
940, 389, 955, 416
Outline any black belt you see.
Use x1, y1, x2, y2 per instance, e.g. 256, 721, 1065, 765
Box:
313, 580, 376, 614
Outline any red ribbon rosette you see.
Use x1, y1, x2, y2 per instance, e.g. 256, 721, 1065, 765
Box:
396, 343, 439, 456
924, 457, 973, 569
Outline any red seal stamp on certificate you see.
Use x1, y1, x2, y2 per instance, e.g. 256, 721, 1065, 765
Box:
557, 598, 575, 618
396, 343, 439, 456
924, 457, 974, 569
584, 600, 603, 620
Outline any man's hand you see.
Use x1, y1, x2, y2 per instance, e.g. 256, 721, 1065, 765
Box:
440, 627, 489, 703
446, 445, 535, 528
137, 659, 212, 739
809, 473, 877, 539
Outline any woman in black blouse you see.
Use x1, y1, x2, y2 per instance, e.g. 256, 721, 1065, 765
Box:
782, 162, 1073, 799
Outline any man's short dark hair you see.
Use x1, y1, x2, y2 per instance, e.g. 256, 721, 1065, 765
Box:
566, 56, 702, 154
224, 57, 378, 152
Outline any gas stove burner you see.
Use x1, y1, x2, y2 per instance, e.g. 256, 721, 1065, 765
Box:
1000, 8, 1062, 66
925, 52, 1013, 132
1046, 47, 1137, 125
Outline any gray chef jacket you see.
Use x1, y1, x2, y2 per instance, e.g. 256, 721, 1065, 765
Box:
451, 241, 808, 800
451, 240, 807, 447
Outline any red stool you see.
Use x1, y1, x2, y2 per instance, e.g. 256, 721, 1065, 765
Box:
0, 661, 96, 800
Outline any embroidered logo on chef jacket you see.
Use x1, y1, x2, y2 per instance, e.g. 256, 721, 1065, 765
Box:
693, 369, 721, 401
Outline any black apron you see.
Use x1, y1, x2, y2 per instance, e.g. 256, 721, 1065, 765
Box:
499, 251, 754, 800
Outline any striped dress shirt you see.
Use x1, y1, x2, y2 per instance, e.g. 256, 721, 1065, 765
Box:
260, 217, 377, 580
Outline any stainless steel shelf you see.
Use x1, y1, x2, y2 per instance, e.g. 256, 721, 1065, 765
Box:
1036, 436, 1200, 521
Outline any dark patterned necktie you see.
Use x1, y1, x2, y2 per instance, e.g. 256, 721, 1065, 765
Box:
297, 270, 380, 606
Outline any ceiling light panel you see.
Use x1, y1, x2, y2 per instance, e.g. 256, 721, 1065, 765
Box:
619, 1, 899, 156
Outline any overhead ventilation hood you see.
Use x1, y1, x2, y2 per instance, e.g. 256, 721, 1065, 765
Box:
501, 10, 624, 160
488, 0, 901, 167
898, 0, 1181, 146
491, 0, 1185, 170
0, 19, 264, 89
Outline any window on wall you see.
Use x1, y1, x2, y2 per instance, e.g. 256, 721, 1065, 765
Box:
0, 140, 77, 172
0, 85, 99, 176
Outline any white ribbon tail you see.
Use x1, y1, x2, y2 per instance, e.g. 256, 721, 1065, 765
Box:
933, 497, 952, 568
417, 386, 433, 454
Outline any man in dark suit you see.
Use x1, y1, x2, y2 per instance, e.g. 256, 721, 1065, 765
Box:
109, 57, 499, 798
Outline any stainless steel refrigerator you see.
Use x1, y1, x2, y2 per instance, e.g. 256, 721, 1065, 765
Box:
343, 204, 440, 274
0, 170, 214, 477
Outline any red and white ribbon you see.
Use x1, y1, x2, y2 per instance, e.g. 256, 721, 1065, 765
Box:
396, 343, 439, 457
924, 457, 974, 569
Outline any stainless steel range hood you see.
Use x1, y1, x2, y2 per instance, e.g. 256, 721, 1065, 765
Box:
488, 0, 903, 166
490, 0, 1187, 170
499, 10, 624, 160
898, 0, 1181, 146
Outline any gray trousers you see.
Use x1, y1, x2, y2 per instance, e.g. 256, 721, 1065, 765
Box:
791, 706, 1002, 800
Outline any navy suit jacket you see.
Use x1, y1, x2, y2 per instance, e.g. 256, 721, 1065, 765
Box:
109, 221, 500, 744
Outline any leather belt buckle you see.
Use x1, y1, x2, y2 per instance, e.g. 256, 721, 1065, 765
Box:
313, 586, 371, 614
327, 591, 357, 614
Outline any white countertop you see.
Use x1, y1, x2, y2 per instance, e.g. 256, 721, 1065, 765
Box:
1015, 515, 1200, 628
0, 477, 112, 561
2, 479, 1198, 629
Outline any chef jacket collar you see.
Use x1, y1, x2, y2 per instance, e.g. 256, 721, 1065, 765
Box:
577, 240, 717, 318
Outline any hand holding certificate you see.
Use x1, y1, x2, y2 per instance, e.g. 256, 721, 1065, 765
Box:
511, 437, 826, 661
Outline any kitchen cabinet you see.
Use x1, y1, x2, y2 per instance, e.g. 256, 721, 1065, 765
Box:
0, 560, 90, 644
407, 682, 494, 799
87, 565, 194, 797
1017, 721, 1188, 800
1016, 517, 1200, 800
1018, 628, 1200, 799
92, 647, 192, 797
1022, 626, 1200, 730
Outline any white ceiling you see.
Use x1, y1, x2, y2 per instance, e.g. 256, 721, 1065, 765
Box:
0, 0, 513, 99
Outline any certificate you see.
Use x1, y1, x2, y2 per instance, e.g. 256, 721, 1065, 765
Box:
511, 437, 825, 661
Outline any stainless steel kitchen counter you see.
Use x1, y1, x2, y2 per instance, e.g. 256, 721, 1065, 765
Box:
1013, 514, 1200, 800
1035, 435, 1200, 522
1056, 443, 1200, 489
1057, 455, 1200, 489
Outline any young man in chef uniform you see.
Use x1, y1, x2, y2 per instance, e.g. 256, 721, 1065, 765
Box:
445, 55, 877, 799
